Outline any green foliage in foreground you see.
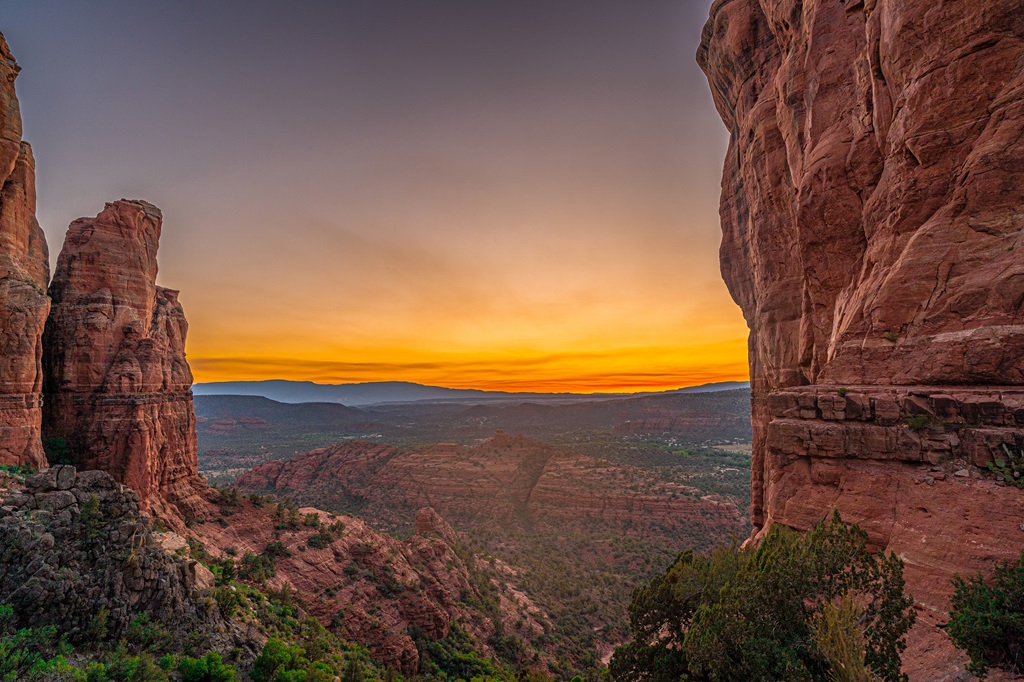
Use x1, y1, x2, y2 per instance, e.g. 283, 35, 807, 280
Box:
948, 549, 1024, 676
0, 591, 386, 682
609, 512, 915, 682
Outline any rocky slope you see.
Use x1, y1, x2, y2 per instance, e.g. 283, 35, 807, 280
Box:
0, 466, 233, 650
189, 498, 547, 674
698, 1, 1024, 678
237, 432, 745, 545
0, 33, 49, 469
236, 433, 749, 667
42, 200, 206, 528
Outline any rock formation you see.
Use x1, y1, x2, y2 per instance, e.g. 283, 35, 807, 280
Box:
189, 497, 546, 674
0, 466, 230, 646
0, 32, 49, 469
43, 200, 204, 527
237, 435, 745, 547
698, 1, 1024, 677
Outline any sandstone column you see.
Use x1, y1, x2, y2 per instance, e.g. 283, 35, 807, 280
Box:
0, 32, 50, 469
43, 200, 203, 525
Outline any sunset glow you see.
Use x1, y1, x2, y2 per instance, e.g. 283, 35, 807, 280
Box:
8, 0, 747, 392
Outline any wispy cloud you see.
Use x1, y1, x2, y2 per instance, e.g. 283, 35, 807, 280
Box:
190, 341, 749, 392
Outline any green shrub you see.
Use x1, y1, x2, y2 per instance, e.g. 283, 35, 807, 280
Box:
216, 487, 241, 507
81, 494, 106, 542
810, 595, 871, 682
43, 437, 73, 466
251, 637, 334, 682
0, 624, 66, 680
264, 541, 291, 559
99, 645, 169, 681
0, 604, 12, 635
214, 587, 245, 619
240, 552, 277, 582
417, 626, 506, 681
988, 445, 1024, 488
88, 607, 110, 643
178, 651, 237, 682
948, 549, 1024, 676
905, 415, 930, 431
126, 614, 174, 653
609, 512, 915, 682
307, 532, 333, 550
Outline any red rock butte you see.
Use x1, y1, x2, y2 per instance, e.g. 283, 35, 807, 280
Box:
41, 199, 204, 527
699, 0, 1024, 677
0, 33, 49, 469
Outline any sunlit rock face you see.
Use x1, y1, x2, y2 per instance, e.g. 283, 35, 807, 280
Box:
699, 1, 1024, 678
43, 200, 204, 528
0, 32, 50, 469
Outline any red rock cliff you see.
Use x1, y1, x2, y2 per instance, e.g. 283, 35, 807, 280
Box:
43, 200, 203, 526
0, 32, 49, 469
699, 1, 1024, 677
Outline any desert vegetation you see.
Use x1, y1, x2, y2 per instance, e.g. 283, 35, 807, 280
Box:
947, 550, 1024, 676
610, 513, 915, 682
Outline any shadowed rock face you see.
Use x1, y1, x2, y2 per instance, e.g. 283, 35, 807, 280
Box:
0, 32, 49, 469
699, 1, 1024, 677
43, 200, 203, 527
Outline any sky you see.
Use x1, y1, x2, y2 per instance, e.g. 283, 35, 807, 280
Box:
4, 0, 747, 393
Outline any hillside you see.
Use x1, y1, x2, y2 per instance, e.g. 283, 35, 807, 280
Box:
195, 388, 752, 482
192, 379, 750, 406
236, 433, 749, 666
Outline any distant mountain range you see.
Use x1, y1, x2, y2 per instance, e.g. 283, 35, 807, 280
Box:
191, 379, 750, 406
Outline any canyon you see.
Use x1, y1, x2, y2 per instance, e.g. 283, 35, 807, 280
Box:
0, 31, 546, 676
0, 0, 1020, 674
234, 434, 749, 666
699, 0, 1024, 678
236, 433, 744, 546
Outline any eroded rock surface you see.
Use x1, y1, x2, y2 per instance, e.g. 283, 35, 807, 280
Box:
43, 200, 204, 527
0, 466, 229, 646
190, 498, 547, 674
237, 433, 745, 547
0, 32, 49, 469
699, 1, 1024, 678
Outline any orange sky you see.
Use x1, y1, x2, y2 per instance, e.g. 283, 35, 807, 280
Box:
11, 0, 749, 392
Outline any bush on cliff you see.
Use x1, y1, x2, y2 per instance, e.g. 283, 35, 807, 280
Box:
948, 549, 1024, 676
609, 512, 915, 682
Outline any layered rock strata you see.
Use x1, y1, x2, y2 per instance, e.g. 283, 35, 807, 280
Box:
237, 434, 745, 548
43, 200, 204, 526
699, 1, 1024, 677
0, 32, 49, 468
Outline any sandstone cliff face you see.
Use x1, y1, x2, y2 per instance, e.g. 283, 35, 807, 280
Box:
0, 32, 49, 469
43, 200, 203, 526
699, 1, 1024, 678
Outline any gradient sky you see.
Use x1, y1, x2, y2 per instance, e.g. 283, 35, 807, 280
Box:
4, 0, 746, 392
